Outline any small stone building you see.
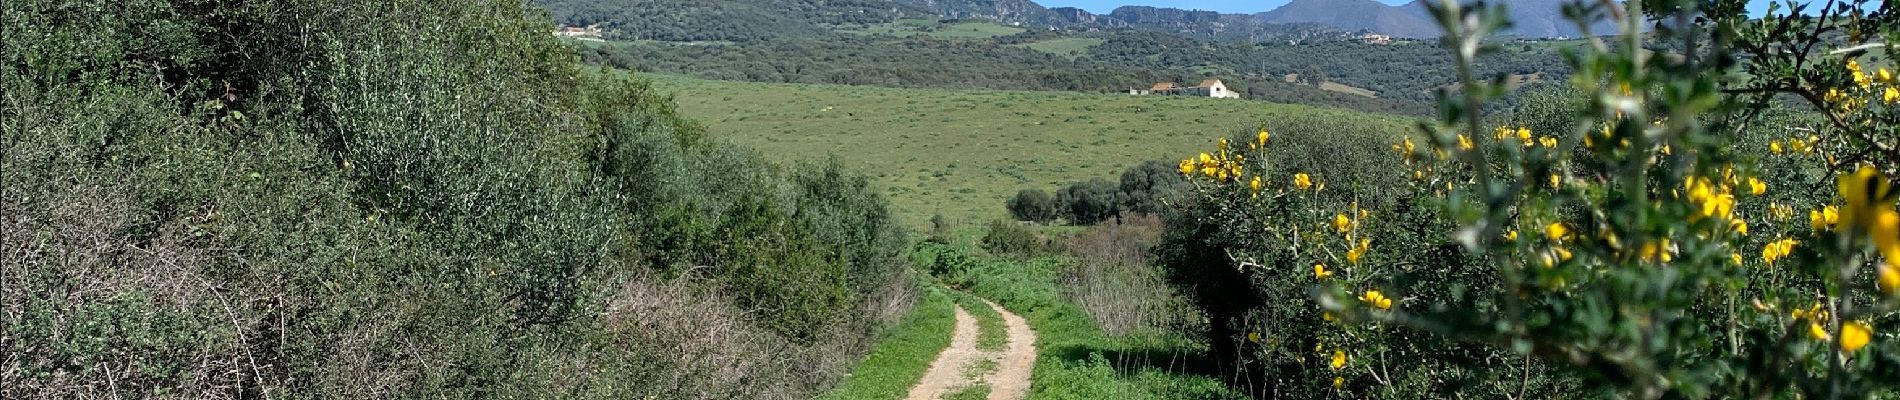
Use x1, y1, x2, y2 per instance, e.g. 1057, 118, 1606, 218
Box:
1129, 79, 1240, 99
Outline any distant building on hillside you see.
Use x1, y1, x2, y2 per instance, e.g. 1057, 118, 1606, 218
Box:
1129, 79, 1240, 99
554, 24, 604, 40
1359, 32, 1393, 45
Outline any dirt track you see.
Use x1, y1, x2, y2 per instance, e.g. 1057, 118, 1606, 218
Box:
903, 298, 1037, 400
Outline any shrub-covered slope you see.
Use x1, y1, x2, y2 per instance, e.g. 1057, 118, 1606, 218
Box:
2, 1, 908, 398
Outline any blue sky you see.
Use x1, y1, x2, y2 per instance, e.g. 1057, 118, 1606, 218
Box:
1036, 1, 1786, 17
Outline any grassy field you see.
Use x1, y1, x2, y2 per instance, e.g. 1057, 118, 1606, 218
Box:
1016, 37, 1105, 58
648, 74, 1416, 228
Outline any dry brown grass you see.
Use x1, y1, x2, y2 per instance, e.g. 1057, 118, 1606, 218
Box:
1056, 213, 1193, 336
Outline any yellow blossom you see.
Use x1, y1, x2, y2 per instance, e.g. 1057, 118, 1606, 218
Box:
1641, 239, 1674, 263
1878, 263, 1900, 296
1248, 331, 1261, 344
1885, 86, 1900, 104
1250, 176, 1263, 197
1314, 263, 1333, 280
1730, 252, 1744, 266
1770, 141, 1784, 155
1505, 229, 1519, 242
1842, 321, 1873, 352
1748, 177, 1766, 196
1731, 219, 1749, 236
1346, 238, 1370, 265
1333, 213, 1353, 235
1763, 238, 1799, 265
1179, 159, 1196, 176
1333, 376, 1344, 389
1837, 166, 1896, 235
1457, 134, 1474, 150
1548, 174, 1561, 189
1849, 59, 1872, 88
1546, 222, 1569, 242
1540, 136, 1558, 148
1323, 312, 1336, 322
1812, 206, 1841, 230
1360, 290, 1393, 310
1516, 127, 1533, 145
1257, 129, 1271, 148
1294, 173, 1314, 190
1330, 349, 1347, 369
1879, 67, 1896, 84
1810, 321, 1832, 341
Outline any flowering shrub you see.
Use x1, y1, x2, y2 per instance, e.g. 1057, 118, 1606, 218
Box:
1161, 0, 1900, 397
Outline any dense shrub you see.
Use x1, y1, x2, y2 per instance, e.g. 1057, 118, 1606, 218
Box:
1153, 1, 1900, 398
1118, 160, 1189, 216
1056, 178, 1126, 225
981, 220, 1044, 258
1007, 188, 1060, 223
2, 0, 910, 398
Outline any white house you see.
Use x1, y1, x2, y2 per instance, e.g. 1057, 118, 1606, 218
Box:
1129, 79, 1240, 99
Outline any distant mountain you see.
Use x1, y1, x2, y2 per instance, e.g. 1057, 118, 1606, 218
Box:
1257, 0, 1442, 38
1255, 0, 1617, 38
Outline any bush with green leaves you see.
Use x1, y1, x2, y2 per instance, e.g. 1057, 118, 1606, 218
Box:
2, 0, 909, 398
1008, 188, 1060, 223
1156, 0, 1900, 398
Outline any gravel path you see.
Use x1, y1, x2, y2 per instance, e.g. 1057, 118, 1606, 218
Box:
903, 298, 1039, 400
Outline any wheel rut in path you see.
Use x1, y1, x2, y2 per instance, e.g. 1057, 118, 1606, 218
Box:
902, 297, 1037, 400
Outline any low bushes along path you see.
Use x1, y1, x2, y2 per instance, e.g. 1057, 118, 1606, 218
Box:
904, 298, 1037, 400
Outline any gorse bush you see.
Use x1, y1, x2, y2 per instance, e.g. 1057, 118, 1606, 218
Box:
3, 0, 908, 398
1157, 0, 1900, 398
1008, 188, 1061, 223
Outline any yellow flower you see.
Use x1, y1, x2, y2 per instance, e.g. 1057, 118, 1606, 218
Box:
1545, 222, 1569, 242
1333, 376, 1344, 389
1810, 321, 1832, 341
1812, 206, 1841, 230
1641, 239, 1674, 263
1879, 212, 1900, 268
1504, 229, 1519, 242
1248, 331, 1261, 344
1887, 87, 1900, 105
1842, 321, 1873, 352
1250, 176, 1263, 197
1330, 349, 1348, 369
1540, 136, 1558, 148
1360, 289, 1393, 310
1179, 159, 1196, 176
1850, 60, 1872, 88
1293, 173, 1313, 190
1218, 137, 1230, 152
1548, 174, 1561, 189
1516, 127, 1533, 145
1457, 134, 1474, 150
1837, 166, 1896, 235
1322, 312, 1336, 322
1730, 252, 1744, 266
1878, 263, 1900, 296
1333, 213, 1353, 234
1314, 263, 1334, 280
1879, 67, 1896, 85
1763, 238, 1799, 265
1731, 219, 1749, 236
1770, 141, 1784, 155
1257, 129, 1271, 148
1748, 177, 1766, 196
1346, 238, 1370, 265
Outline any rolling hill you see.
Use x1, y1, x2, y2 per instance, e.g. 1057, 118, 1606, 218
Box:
645, 74, 1414, 227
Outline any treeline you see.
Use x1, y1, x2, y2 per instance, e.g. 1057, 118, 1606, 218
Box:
6, 0, 908, 398
1007, 160, 1188, 225
532, 0, 923, 42
576, 35, 1434, 114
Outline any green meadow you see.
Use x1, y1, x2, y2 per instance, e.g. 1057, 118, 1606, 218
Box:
649, 74, 1416, 228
